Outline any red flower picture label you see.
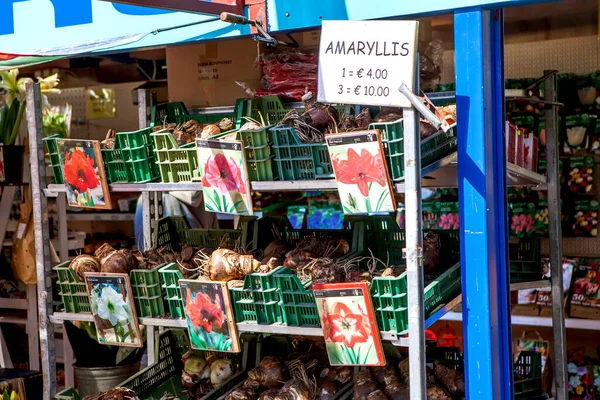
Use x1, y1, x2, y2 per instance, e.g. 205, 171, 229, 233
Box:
63, 149, 99, 192
326, 302, 369, 348
185, 291, 224, 333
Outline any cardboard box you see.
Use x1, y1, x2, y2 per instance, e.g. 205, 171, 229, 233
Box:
167, 38, 262, 107
515, 129, 524, 167
506, 121, 517, 163
523, 132, 538, 172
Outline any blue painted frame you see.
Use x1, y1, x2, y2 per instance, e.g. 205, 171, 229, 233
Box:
455, 8, 513, 398
266, 0, 556, 32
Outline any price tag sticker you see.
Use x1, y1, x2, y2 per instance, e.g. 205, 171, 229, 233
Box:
318, 20, 418, 107
313, 282, 385, 366
16, 223, 26, 240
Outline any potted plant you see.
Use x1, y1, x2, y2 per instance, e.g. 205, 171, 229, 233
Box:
0, 69, 61, 183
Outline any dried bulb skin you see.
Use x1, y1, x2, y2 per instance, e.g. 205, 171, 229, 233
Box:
95, 242, 116, 261
70, 254, 100, 281
274, 379, 312, 400
208, 249, 262, 281
248, 356, 288, 388
433, 361, 465, 398
201, 124, 221, 139
118, 249, 139, 271
101, 252, 132, 274
352, 370, 378, 400
257, 388, 280, 400
317, 379, 338, 400
366, 390, 388, 400
320, 366, 353, 385
225, 388, 257, 400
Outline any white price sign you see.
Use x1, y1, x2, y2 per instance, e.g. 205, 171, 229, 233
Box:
318, 20, 419, 108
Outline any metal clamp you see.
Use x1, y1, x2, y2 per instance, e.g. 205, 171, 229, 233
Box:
402, 246, 423, 261
398, 83, 451, 132
220, 12, 298, 48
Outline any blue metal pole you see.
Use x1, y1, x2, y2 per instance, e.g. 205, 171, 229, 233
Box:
455, 8, 513, 399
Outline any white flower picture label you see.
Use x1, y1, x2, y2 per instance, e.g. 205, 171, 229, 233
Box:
85, 273, 142, 347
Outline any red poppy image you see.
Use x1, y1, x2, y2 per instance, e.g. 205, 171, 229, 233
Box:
332, 148, 386, 197
326, 302, 369, 348
202, 153, 245, 194
185, 291, 224, 333
63, 149, 99, 192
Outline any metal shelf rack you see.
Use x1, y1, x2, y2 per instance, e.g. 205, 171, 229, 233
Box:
25, 6, 567, 400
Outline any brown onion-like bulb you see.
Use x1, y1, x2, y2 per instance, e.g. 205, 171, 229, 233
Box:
70, 254, 100, 281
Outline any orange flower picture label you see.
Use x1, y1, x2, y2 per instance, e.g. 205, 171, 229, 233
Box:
314, 282, 385, 366
326, 131, 395, 215
180, 279, 240, 353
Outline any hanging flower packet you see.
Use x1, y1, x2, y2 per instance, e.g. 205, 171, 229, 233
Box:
563, 114, 594, 155
567, 156, 595, 195
509, 203, 536, 238
570, 200, 599, 237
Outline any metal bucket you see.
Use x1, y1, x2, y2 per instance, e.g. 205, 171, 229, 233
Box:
74, 363, 140, 396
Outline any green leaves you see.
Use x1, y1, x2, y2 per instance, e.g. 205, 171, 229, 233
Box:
0, 99, 25, 145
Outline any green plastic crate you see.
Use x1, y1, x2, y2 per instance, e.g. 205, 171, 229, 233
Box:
230, 219, 365, 327
158, 263, 187, 319
155, 216, 252, 252
269, 126, 334, 180
229, 266, 284, 325
370, 262, 461, 335
120, 329, 253, 399
118, 330, 186, 399
274, 267, 320, 327
245, 96, 291, 125
151, 102, 189, 127
369, 120, 458, 181
514, 351, 542, 399
101, 128, 159, 184
426, 347, 463, 370
509, 238, 542, 283
54, 387, 80, 400
130, 265, 166, 318
54, 261, 91, 314
43, 135, 64, 184
44, 134, 60, 154
364, 215, 460, 267
211, 125, 275, 182
151, 129, 201, 183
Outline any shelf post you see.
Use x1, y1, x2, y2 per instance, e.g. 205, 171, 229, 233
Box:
455, 8, 513, 399
137, 89, 161, 251
25, 81, 56, 398
544, 71, 567, 400
403, 105, 425, 399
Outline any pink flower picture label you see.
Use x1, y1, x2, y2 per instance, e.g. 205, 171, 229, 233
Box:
197, 139, 252, 215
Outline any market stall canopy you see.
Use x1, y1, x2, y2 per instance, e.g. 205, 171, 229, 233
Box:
0, 0, 251, 70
